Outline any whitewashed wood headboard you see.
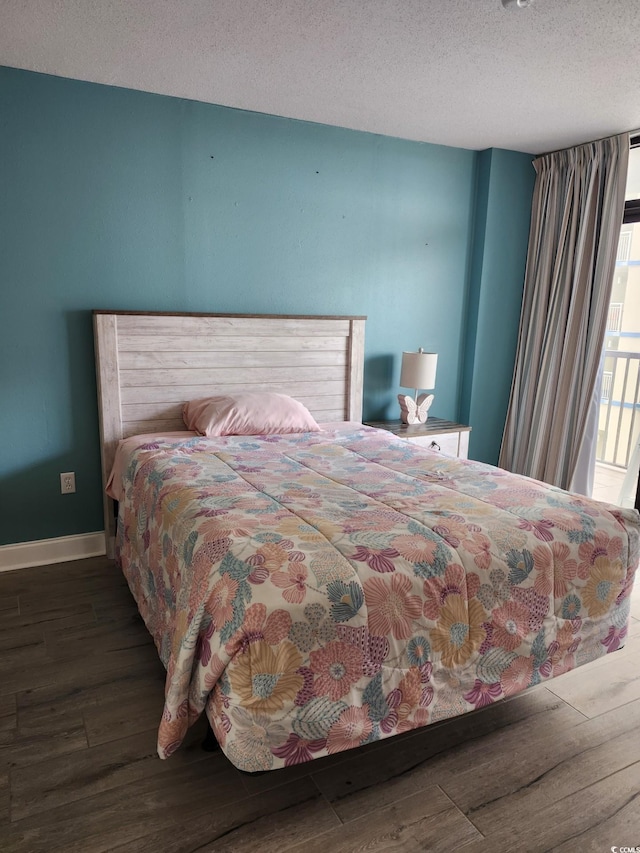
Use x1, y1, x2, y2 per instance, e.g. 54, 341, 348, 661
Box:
93, 310, 366, 554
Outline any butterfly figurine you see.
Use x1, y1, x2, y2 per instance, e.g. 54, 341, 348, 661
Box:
398, 393, 434, 425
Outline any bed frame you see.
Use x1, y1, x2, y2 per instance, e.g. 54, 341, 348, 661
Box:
93, 310, 366, 555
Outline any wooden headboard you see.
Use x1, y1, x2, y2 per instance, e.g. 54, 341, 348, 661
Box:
93, 310, 366, 554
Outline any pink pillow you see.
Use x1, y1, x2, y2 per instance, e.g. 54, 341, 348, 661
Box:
183, 392, 321, 436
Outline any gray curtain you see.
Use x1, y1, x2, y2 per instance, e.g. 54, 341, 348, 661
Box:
499, 133, 629, 491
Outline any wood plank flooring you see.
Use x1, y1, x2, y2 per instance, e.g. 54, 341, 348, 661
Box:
0, 556, 639, 852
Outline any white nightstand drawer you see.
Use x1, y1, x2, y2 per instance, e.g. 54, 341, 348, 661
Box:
407, 432, 461, 456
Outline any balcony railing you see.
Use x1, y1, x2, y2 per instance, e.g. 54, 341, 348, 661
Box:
597, 350, 640, 468
607, 303, 623, 333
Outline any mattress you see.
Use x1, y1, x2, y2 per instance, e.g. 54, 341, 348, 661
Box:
111, 423, 640, 771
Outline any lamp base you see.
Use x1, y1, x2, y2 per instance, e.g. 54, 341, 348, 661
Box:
398, 393, 434, 425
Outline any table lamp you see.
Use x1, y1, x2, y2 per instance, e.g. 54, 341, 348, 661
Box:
398, 348, 438, 424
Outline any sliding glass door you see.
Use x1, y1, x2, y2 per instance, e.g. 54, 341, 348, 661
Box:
593, 142, 640, 506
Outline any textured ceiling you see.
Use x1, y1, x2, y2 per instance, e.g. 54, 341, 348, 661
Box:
1, 0, 639, 154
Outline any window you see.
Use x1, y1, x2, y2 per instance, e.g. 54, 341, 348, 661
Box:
601, 370, 613, 402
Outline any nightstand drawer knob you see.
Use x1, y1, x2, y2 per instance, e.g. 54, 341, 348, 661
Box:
430, 441, 441, 451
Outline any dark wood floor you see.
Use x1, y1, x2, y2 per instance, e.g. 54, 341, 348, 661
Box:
1, 556, 639, 853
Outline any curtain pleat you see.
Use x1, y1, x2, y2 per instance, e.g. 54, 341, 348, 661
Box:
499, 134, 629, 491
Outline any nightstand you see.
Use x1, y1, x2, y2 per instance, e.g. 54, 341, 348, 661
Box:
365, 418, 471, 459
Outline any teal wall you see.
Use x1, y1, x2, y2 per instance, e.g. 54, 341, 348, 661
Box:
460, 148, 535, 463
0, 66, 533, 546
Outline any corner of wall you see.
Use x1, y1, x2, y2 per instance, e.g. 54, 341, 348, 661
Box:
459, 149, 494, 425
461, 148, 535, 464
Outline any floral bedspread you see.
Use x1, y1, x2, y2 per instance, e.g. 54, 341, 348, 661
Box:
114, 423, 640, 771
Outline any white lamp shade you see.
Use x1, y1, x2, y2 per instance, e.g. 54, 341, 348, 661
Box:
400, 351, 438, 390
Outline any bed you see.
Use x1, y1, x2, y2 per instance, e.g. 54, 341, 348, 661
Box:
94, 310, 640, 772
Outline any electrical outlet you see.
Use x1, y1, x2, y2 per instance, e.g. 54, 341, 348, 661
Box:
60, 472, 76, 494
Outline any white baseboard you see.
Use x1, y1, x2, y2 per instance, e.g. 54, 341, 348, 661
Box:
0, 531, 106, 573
